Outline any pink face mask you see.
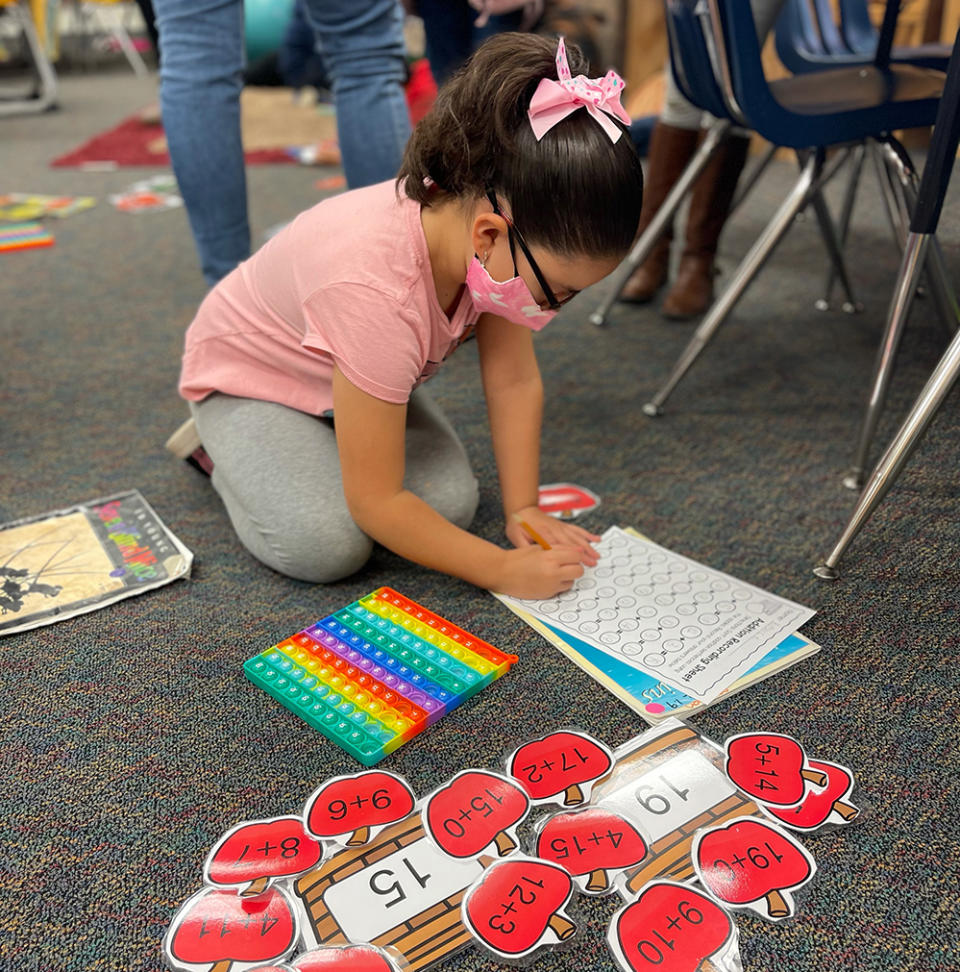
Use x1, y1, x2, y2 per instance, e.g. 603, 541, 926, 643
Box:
465, 254, 558, 331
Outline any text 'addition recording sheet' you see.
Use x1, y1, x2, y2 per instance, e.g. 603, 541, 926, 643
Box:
503, 527, 815, 704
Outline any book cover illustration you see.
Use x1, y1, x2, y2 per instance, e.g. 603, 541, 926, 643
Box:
0, 490, 193, 636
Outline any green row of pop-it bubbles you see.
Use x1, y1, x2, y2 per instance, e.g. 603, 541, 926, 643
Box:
333, 606, 485, 695
245, 649, 408, 763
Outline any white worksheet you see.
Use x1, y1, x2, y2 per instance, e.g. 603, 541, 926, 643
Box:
502, 527, 815, 704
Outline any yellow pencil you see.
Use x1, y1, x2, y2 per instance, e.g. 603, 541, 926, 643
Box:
512, 513, 551, 550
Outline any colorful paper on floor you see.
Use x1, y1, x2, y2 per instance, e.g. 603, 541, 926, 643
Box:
0, 222, 54, 252
0, 193, 96, 221
499, 526, 815, 705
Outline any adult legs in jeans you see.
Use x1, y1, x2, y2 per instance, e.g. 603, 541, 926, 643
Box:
301, 0, 411, 190
417, 0, 523, 86
153, 0, 411, 286
190, 386, 479, 584
153, 0, 249, 287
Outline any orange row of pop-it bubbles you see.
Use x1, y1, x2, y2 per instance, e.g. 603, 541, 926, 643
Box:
244, 587, 519, 766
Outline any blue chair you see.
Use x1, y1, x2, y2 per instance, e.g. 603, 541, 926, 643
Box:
589, 0, 855, 327
640, 0, 949, 417
815, 27, 960, 580
839, 0, 950, 71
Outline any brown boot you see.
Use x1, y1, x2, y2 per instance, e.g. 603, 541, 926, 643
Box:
662, 133, 752, 320
619, 122, 700, 304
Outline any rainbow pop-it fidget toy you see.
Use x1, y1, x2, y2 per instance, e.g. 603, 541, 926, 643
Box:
244, 587, 519, 766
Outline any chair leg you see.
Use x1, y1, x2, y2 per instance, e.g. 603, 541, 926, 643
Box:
589, 120, 730, 327
808, 183, 862, 315
842, 232, 929, 491
0, 2, 58, 116
815, 246, 960, 579
818, 142, 866, 312
642, 151, 820, 417
880, 141, 960, 337
870, 140, 908, 252
729, 141, 777, 218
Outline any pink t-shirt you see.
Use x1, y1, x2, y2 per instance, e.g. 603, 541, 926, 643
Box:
179, 180, 479, 416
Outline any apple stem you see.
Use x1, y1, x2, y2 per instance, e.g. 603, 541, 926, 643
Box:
801, 769, 828, 787
563, 783, 584, 806
586, 869, 609, 893
493, 831, 517, 856
240, 877, 270, 897
701, 960, 723, 972
347, 826, 371, 846
547, 913, 576, 940
210, 961, 233, 972
833, 799, 860, 821
765, 889, 791, 918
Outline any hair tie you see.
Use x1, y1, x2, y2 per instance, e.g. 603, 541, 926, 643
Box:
527, 37, 631, 143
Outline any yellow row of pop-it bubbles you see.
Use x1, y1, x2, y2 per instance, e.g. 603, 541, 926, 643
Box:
244, 588, 518, 766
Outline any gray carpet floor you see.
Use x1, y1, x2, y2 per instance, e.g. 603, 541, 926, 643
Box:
1, 69, 959, 972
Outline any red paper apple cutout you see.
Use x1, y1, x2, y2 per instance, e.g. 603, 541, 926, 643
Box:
425, 769, 530, 859
535, 807, 648, 894
304, 771, 415, 847
508, 730, 613, 806
204, 817, 324, 896
693, 816, 816, 921
289, 944, 401, 972
164, 886, 300, 972
725, 733, 827, 808
607, 880, 737, 972
463, 855, 576, 958
247, 966, 294, 972
764, 759, 859, 832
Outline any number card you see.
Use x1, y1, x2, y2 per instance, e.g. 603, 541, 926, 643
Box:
304, 771, 416, 848
607, 880, 739, 972
507, 730, 614, 806
424, 770, 530, 860
724, 732, 828, 808
164, 886, 301, 972
534, 807, 648, 895
692, 816, 817, 922
761, 759, 860, 833
204, 817, 325, 897
462, 855, 577, 962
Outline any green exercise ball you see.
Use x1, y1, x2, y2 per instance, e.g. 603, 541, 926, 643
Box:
245, 0, 296, 62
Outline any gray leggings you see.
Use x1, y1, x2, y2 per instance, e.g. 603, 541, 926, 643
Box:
190, 386, 479, 583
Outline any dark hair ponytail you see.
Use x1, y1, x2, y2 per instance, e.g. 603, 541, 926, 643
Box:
397, 32, 643, 258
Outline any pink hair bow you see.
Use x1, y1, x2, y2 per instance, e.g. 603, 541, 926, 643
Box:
528, 37, 631, 143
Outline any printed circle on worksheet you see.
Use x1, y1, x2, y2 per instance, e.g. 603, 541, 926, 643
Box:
676, 603, 697, 616
597, 587, 616, 599
690, 570, 708, 582
616, 596, 636, 609
681, 626, 701, 639
710, 580, 730, 591
635, 585, 653, 597
734, 587, 751, 600
614, 576, 633, 587
595, 567, 614, 578
598, 608, 618, 621
659, 616, 679, 629
648, 551, 667, 563
621, 642, 642, 656
644, 653, 665, 667
558, 590, 578, 602
651, 573, 670, 584
600, 632, 620, 645
611, 555, 631, 568
699, 614, 720, 626
636, 606, 657, 619
560, 611, 580, 624
716, 601, 735, 613
540, 602, 558, 614
748, 600, 768, 614
655, 594, 675, 606
579, 578, 596, 590
618, 618, 639, 632
578, 620, 599, 634
663, 639, 683, 652
694, 591, 713, 603
579, 599, 598, 611
671, 583, 692, 595
641, 629, 661, 642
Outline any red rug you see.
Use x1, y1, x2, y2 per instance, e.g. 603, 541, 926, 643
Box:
52, 60, 438, 168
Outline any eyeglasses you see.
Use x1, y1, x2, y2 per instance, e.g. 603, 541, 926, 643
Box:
485, 189, 578, 312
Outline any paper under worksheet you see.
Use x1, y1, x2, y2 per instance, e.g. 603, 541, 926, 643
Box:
501, 526, 815, 704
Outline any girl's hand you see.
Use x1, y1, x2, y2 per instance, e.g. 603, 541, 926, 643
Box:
495, 545, 590, 600
505, 506, 601, 568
